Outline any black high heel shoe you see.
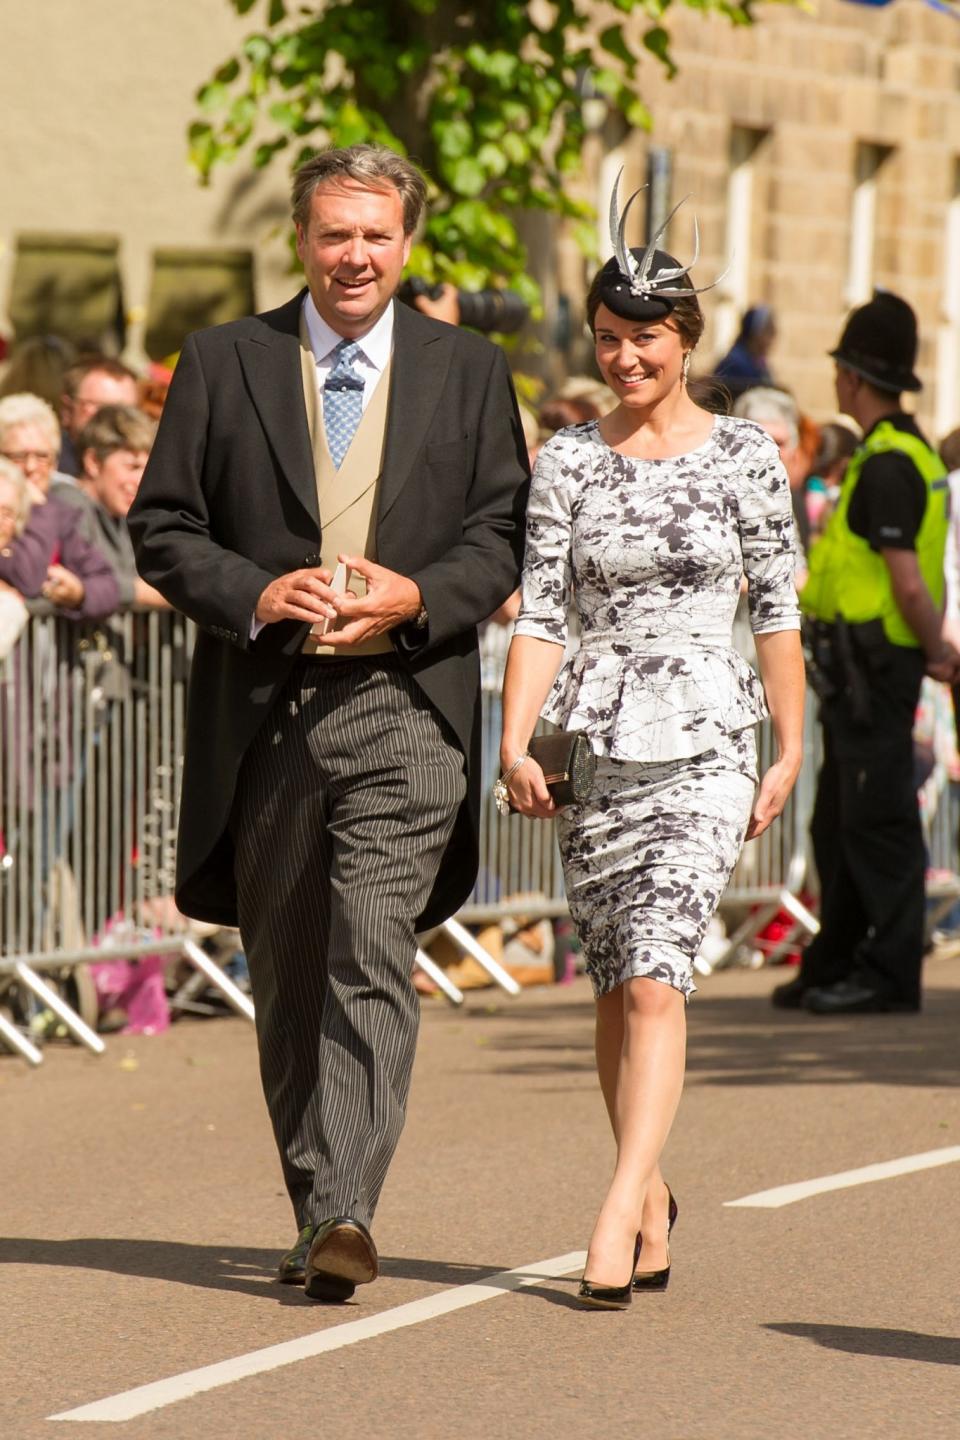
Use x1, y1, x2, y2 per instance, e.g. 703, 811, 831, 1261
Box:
633, 1186, 678, 1293
578, 1234, 643, 1311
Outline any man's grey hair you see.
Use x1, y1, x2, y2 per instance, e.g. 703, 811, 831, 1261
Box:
731, 386, 800, 449
0, 456, 32, 535
0, 391, 61, 452
292, 144, 427, 235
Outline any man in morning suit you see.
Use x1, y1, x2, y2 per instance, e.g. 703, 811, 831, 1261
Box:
128, 145, 529, 1302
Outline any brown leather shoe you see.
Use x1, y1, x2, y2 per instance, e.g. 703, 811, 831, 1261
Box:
304, 1217, 378, 1302
276, 1224, 315, 1285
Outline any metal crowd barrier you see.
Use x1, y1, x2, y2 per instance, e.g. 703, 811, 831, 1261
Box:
0, 608, 253, 1065
3, 611, 960, 1062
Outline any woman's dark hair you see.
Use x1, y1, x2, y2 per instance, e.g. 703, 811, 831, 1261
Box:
585, 271, 705, 353
686, 377, 731, 415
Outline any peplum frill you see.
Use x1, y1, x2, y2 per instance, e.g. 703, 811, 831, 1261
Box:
514, 415, 801, 764
541, 636, 769, 763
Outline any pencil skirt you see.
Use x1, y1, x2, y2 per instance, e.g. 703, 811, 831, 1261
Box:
555, 728, 758, 1001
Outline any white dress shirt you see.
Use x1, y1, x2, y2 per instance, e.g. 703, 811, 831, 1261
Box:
302, 291, 394, 410
250, 295, 395, 639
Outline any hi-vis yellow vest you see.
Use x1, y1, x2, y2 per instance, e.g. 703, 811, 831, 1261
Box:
800, 421, 949, 648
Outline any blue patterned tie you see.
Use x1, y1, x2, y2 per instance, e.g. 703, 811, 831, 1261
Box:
323, 339, 365, 469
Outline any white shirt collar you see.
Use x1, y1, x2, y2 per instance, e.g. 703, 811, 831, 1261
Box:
302, 291, 394, 374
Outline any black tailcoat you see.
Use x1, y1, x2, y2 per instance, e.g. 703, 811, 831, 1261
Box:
128, 293, 529, 929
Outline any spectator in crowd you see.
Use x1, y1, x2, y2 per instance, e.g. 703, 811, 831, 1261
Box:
556, 374, 617, 417
938, 427, 960, 751
0, 449, 118, 617
0, 334, 76, 409
138, 362, 174, 422
713, 304, 777, 399
58, 355, 139, 477
732, 386, 813, 555
805, 418, 861, 538
779, 290, 957, 1016
0, 456, 32, 545
0, 459, 32, 654
0, 390, 73, 501
55, 404, 167, 610
941, 426, 960, 475
538, 392, 601, 436
518, 405, 540, 466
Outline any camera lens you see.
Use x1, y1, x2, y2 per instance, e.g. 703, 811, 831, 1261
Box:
457, 289, 528, 335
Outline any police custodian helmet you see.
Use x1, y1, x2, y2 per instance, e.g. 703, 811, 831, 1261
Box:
830, 290, 922, 393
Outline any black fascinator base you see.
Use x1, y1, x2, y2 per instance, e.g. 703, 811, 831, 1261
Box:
594, 250, 693, 323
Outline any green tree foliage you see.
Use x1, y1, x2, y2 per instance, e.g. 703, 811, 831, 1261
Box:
191, 0, 794, 304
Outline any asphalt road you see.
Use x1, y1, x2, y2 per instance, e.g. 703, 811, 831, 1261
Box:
3, 952, 959, 1440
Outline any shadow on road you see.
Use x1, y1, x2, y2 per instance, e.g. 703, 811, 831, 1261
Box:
0, 1237, 281, 1300
0, 1237, 585, 1310
476, 987, 960, 1089
686, 986, 960, 1088
764, 1322, 960, 1366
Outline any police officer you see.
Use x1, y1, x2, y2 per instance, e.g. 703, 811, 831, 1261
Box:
773, 291, 958, 1015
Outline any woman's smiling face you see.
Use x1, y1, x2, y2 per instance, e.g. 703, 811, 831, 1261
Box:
593, 304, 686, 408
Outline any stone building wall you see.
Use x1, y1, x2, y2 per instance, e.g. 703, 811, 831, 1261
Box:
1, 0, 958, 434
573, 0, 960, 434
0, 2, 294, 365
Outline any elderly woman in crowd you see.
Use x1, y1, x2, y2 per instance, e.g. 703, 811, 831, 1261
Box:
0, 395, 118, 617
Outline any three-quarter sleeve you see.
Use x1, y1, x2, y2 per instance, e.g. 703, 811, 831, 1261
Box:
513, 442, 573, 647
738, 428, 802, 634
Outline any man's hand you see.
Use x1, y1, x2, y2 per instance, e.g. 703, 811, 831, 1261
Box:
43, 563, 84, 610
255, 567, 334, 626
321, 555, 421, 648
926, 639, 960, 685
412, 282, 460, 327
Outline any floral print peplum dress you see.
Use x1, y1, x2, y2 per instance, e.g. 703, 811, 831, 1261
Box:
513, 415, 801, 999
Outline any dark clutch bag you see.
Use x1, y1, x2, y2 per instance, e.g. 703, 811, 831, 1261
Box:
528, 730, 596, 807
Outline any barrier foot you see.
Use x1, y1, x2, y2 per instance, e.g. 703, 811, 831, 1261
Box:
0, 1009, 43, 1065
13, 963, 105, 1055
779, 890, 820, 936
414, 948, 464, 1006
180, 939, 256, 1021
441, 917, 522, 996
707, 900, 781, 972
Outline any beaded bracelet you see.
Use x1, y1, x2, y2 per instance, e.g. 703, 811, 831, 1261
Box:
492, 751, 530, 816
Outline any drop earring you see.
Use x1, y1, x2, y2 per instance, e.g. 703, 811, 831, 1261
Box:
682, 352, 691, 382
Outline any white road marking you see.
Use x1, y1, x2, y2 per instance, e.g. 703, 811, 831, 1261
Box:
725, 1145, 960, 1209
48, 1249, 586, 1424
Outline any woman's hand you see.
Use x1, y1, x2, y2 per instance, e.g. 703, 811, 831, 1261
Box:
745, 754, 801, 840
502, 753, 557, 819
43, 563, 85, 609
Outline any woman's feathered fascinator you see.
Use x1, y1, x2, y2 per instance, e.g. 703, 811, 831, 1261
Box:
594, 168, 727, 322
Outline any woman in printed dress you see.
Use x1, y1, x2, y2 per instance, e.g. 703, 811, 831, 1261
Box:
499, 213, 805, 1309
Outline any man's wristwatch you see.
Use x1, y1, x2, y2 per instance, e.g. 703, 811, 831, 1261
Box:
413, 602, 429, 629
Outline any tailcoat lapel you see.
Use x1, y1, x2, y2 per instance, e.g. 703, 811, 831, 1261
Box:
236, 289, 319, 528
377, 302, 454, 524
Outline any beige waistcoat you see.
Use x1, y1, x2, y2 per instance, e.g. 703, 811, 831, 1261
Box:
299, 315, 393, 657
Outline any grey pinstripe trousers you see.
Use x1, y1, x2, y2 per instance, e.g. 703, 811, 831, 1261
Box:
231, 655, 466, 1230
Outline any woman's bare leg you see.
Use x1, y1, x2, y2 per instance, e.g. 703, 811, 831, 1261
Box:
584, 976, 686, 1286
594, 990, 673, 1274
